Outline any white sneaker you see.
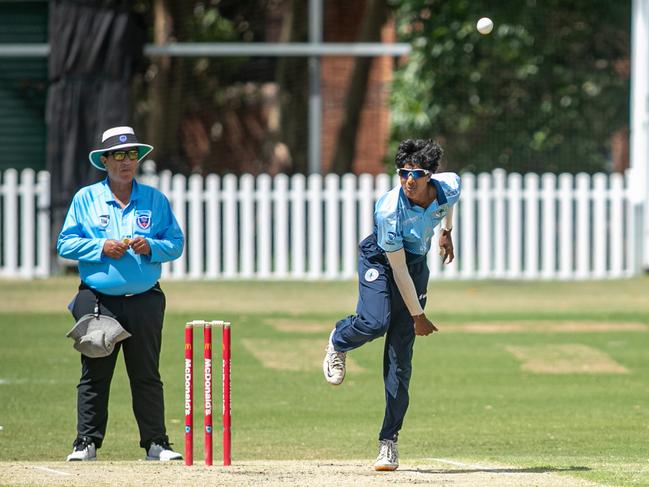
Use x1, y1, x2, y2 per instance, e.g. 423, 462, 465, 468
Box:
323, 329, 346, 385
146, 440, 183, 461
374, 438, 399, 471
66, 437, 96, 461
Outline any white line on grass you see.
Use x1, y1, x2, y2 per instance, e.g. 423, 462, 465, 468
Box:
430, 458, 494, 469
429, 458, 535, 478
32, 466, 71, 476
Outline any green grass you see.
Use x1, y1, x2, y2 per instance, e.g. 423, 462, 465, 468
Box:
2, 277, 649, 486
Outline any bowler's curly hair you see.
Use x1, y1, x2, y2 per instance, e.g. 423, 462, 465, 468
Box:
394, 139, 443, 172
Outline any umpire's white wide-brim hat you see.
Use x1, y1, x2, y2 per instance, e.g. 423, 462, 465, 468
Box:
88, 126, 154, 171
66, 314, 132, 358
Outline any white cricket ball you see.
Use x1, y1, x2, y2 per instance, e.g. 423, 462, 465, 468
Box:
476, 17, 494, 35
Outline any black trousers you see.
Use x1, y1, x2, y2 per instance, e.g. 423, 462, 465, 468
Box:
70, 283, 168, 449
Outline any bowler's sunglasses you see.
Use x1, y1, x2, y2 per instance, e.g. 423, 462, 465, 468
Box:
397, 168, 430, 180
105, 149, 139, 162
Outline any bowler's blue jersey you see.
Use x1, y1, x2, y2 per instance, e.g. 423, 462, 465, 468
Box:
375, 172, 461, 255
57, 178, 184, 295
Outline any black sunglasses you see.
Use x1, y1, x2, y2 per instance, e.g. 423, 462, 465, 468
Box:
105, 149, 139, 162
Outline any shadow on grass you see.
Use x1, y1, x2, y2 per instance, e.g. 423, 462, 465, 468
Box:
401, 466, 591, 475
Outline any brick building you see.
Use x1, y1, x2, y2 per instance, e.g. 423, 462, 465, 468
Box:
320, 1, 395, 174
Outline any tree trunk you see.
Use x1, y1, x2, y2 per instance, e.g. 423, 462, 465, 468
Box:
276, 0, 309, 174
331, 0, 387, 174
148, 0, 185, 170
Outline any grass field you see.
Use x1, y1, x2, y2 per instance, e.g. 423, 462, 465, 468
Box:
1, 277, 649, 486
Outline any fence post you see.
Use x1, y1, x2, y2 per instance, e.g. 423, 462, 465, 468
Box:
508, 173, 522, 279
492, 169, 506, 278
575, 173, 590, 279
37, 170, 50, 277
2, 169, 18, 277
205, 174, 221, 279
223, 175, 238, 278
171, 174, 188, 279
558, 173, 574, 279
291, 174, 306, 278
460, 172, 475, 279
341, 174, 357, 279
20, 169, 36, 278
592, 173, 607, 278
257, 174, 272, 278
188, 174, 204, 279
240, 174, 254, 278
541, 173, 557, 279
324, 174, 340, 279
477, 172, 492, 279
610, 173, 624, 276
307, 174, 323, 279
274, 174, 289, 278
159, 170, 173, 279
524, 173, 539, 279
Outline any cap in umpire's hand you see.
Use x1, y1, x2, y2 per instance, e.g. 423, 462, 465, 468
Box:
66, 314, 132, 358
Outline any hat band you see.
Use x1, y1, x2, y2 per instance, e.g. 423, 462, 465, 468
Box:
101, 133, 139, 149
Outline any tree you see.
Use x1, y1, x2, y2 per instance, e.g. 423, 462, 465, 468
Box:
389, 0, 630, 173
331, 0, 388, 174
141, 0, 273, 174
275, 0, 309, 174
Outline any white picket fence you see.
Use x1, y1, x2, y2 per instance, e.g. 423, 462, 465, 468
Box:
0, 167, 641, 280
0, 169, 50, 278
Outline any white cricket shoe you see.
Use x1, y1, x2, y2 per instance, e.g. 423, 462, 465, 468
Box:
146, 440, 183, 461
374, 438, 399, 471
323, 329, 346, 385
66, 437, 96, 461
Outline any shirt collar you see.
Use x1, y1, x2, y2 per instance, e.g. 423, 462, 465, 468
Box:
399, 179, 447, 211
430, 178, 447, 205
101, 178, 140, 204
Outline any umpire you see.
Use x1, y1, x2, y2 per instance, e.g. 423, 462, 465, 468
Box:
57, 126, 184, 461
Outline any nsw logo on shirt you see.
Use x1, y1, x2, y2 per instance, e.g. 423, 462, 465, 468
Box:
98, 214, 110, 229
135, 210, 152, 230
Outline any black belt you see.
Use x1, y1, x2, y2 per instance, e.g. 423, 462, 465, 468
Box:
79, 281, 161, 298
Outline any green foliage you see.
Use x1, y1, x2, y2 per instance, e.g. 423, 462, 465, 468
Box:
389, 0, 630, 173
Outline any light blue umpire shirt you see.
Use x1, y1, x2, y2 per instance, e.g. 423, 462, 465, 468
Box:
375, 172, 461, 256
57, 178, 184, 296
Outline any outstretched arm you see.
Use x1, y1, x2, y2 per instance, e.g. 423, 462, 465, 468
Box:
385, 248, 438, 336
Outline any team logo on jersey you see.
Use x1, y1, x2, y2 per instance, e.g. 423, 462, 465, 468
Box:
364, 268, 380, 282
386, 231, 397, 245
135, 210, 152, 230
98, 214, 110, 228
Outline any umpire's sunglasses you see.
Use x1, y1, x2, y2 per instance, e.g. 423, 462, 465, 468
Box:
397, 168, 430, 180
104, 149, 140, 162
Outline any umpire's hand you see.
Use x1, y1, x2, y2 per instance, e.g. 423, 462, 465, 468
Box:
102, 239, 129, 259
129, 237, 151, 255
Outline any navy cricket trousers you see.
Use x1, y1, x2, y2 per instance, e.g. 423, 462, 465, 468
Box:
332, 234, 429, 441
